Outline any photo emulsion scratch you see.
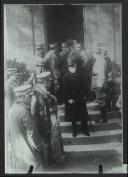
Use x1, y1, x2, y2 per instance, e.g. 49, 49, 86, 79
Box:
4, 3, 123, 174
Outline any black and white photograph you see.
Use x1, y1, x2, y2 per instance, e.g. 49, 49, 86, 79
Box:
3, 2, 126, 174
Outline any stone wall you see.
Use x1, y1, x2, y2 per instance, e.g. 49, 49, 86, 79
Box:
4, 4, 46, 67
83, 4, 122, 64
4, 4, 121, 66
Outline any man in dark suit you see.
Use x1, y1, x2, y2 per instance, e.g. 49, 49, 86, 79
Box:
63, 59, 90, 137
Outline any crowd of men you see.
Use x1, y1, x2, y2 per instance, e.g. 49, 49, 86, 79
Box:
5, 39, 121, 173
33, 39, 121, 134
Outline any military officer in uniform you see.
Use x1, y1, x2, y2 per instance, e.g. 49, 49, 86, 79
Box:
5, 67, 19, 172
26, 43, 46, 87
8, 84, 43, 173
101, 47, 112, 111
5, 67, 19, 111
34, 43, 46, 74
34, 43, 45, 64
44, 43, 60, 95
91, 42, 111, 123
31, 72, 65, 166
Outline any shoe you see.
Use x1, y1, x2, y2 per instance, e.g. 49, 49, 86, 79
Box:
106, 108, 111, 112
60, 154, 67, 162
81, 130, 90, 136
72, 131, 78, 137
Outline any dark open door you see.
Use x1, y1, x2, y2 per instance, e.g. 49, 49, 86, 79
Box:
45, 5, 84, 48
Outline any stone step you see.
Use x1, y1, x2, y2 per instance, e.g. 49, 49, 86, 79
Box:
86, 102, 99, 111
62, 130, 122, 145
64, 142, 122, 157
58, 102, 101, 112
60, 120, 121, 133
58, 111, 121, 122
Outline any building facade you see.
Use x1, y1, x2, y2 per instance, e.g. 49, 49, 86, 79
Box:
4, 4, 122, 67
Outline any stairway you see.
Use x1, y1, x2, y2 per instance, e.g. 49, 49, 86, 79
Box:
57, 102, 122, 158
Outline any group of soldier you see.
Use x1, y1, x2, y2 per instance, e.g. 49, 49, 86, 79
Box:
5, 38, 121, 173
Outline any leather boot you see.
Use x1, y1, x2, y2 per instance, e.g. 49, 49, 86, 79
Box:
99, 106, 107, 123
81, 122, 90, 136
72, 122, 78, 137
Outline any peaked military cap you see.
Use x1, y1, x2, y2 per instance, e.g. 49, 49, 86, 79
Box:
36, 71, 51, 80
6, 67, 17, 76
49, 43, 57, 49
36, 42, 45, 49
14, 84, 32, 96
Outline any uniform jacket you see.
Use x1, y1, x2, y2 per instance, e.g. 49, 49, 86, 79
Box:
59, 51, 69, 76
8, 100, 42, 173
31, 84, 64, 164
44, 50, 59, 76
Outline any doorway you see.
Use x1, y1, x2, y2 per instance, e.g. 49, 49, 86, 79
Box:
45, 5, 84, 48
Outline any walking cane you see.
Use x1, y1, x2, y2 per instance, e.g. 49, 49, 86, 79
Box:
84, 98, 95, 133
55, 105, 65, 152
87, 114, 95, 133
27, 165, 33, 175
